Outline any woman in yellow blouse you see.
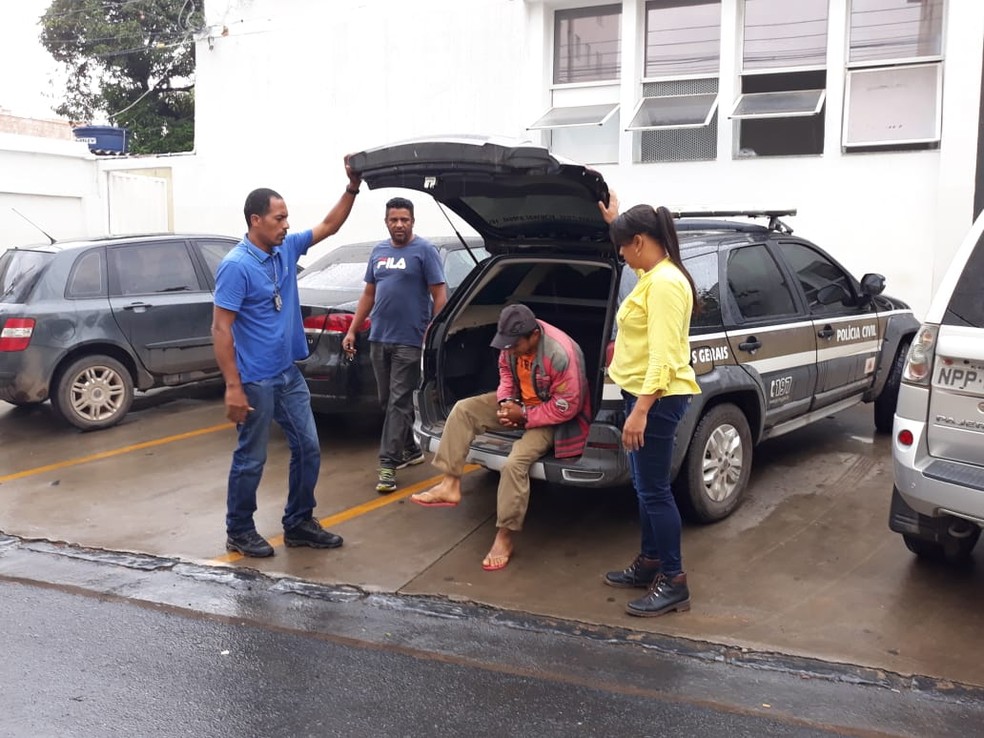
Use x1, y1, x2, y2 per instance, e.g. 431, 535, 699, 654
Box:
599, 193, 701, 617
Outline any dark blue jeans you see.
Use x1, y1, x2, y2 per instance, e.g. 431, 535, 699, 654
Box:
226, 364, 320, 535
623, 393, 692, 577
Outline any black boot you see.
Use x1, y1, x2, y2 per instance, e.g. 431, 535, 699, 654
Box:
626, 573, 690, 617
604, 554, 661, 588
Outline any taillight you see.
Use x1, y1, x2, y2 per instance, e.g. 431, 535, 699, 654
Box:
897, 429, 914, 446
902, 324, 938, 385
303, 313, 370, 334
0, 318, 35, 352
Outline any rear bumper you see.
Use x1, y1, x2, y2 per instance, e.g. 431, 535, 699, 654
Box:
892, 413, 984, 527
414, 416, 631, 488
0, 352, 53, 403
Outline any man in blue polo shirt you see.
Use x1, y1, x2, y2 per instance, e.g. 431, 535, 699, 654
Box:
212, 158, 362, 557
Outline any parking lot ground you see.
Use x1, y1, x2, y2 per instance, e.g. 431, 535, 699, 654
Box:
2, 386, 983, 690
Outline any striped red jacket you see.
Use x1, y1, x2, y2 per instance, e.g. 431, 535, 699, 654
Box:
496, 319, 592, 459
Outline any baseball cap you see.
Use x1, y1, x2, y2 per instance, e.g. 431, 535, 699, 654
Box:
490, 304, 538, 349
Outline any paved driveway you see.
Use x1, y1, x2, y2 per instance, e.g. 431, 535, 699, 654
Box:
1, 386, 982, 688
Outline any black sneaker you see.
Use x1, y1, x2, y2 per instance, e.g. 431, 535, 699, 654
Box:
226, 529, 274, 558
284, 518, 343, 549
395, 447, 425, 470
604, 554, 661, 588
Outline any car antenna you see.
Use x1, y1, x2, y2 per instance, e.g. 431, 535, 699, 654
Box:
434, 201, 481, 266
11, 208, 56, 245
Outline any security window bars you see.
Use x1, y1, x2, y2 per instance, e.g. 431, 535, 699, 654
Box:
554, 5, 622, 84
638, 78, 718, 162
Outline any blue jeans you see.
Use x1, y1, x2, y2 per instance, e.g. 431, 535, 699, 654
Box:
226, 364, 320, 535
623, 393, 692, 577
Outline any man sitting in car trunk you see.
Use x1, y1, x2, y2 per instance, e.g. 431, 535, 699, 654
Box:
410, 304, 591, 571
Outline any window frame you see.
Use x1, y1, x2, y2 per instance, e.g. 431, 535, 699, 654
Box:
65, 247, 107, 300
528, 103, 620, 130
107, 240, 206, 298
842, 62, 943, 149
627, 92, 719, 131
847, 0, 945, 68
552, 4, 622, 86
842, 0, 946, 152
731, 0, 829, 158
777, 240, 859, 316
724, 242, 801, 324
739, 0, 829, 73
729, 89, 826, 121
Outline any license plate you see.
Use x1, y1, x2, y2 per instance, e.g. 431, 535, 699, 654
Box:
934, 360, 984, 395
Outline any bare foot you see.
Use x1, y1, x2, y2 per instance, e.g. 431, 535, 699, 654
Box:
482, 528, 514, 571
410, 475, 462, 507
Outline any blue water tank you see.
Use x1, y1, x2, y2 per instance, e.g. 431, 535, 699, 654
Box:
72, 126, 130, 155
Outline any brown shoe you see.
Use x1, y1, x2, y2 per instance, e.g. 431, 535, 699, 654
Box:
626, 573, 690, 617
604, 554, 661, 588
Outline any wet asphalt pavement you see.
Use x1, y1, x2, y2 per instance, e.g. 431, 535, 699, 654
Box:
2, 538, 982, 738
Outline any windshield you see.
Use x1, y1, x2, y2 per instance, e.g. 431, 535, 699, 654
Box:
943, 229, 984, 328
0, 249, 52, 304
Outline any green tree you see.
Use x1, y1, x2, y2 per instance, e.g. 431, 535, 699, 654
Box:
40, 0, 202, 154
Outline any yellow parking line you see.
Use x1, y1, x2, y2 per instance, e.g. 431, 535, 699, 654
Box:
0, 423, 231, 485
213, 464, 481, 564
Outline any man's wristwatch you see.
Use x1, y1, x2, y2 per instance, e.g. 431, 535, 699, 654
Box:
346, 186, 360, 196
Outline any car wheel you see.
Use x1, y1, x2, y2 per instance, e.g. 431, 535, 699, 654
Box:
902, 529, 981, 564
51, 355, 134, 431
675, 403, 753, 524
874, 339, 910, 434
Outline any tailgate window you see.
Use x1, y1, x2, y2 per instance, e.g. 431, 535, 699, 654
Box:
943, 230, 984, 328
0, 249, 52, 304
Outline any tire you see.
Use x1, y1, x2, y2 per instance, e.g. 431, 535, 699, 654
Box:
874, 339, 910, 434
903, 529, 981, 564
675, 403, 753, 524
51, 355, 134, 431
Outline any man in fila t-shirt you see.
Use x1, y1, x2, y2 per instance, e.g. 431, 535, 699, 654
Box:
343, 197, 447, 493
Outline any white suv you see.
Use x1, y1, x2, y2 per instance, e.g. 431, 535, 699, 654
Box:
891, 212, 984, 563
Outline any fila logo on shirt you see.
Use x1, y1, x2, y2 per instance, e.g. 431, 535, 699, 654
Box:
376, 256, 407, 270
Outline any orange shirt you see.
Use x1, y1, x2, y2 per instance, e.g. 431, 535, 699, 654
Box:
516, 354, 542, 407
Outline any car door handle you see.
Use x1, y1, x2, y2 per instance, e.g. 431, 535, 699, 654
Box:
738, 337, 761, 352
817, 325, 834, 339
123, 302, 152, 313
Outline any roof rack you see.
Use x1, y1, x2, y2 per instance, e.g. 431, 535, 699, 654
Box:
672, 209, 797, 234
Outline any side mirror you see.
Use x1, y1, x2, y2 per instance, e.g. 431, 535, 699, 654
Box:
816, 283, 850, 305
860, 273, 886, 297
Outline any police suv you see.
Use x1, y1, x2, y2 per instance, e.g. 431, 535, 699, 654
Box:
349, 137, 919, 523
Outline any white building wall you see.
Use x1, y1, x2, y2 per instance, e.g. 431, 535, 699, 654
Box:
168, 0, 984, 318
0, 135, 101, 248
